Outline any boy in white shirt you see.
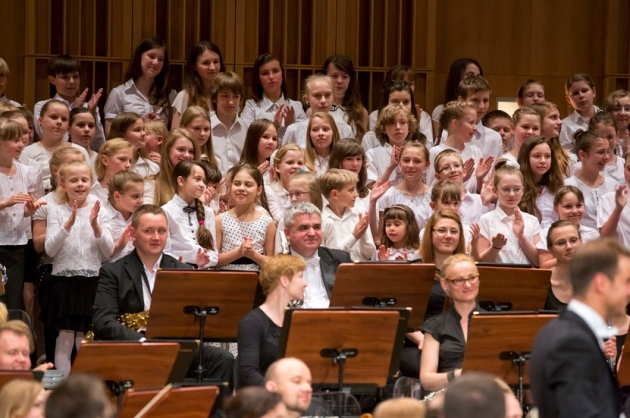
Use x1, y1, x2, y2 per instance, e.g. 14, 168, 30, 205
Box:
320, 169, 375, 261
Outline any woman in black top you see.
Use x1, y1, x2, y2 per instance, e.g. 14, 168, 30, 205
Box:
420, 254, 480, 392
237, 254, 307, 388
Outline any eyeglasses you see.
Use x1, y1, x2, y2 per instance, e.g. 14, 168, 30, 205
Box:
432, 227, 461, 236
552, 236, 581, 248
445, 274, 480, 286
439, 164, 462, 174
498, 186, 523, 195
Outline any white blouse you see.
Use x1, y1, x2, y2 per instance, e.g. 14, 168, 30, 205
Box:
0, 162, 43, 245
241, 94, 307, 143
564, 175, 618, 229
104, 79, 176, 123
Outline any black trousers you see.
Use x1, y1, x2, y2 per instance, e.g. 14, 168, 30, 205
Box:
0, 245, 26, 310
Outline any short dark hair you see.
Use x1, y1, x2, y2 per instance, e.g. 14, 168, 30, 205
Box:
224, 387, 283, 418
47, 54, 81, 77
131, 204, 167, 229
444, 372, 505, 418
570, 238, 630, 296
45, 374, 109, 418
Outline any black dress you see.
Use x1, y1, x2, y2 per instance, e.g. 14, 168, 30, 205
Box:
237, 307, 282, 388
543, 285, 568, 312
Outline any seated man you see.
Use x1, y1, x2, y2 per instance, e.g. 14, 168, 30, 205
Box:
444, 372, 505, 418
0, 320, 53, 371
283, 202, 352, 308
265, 357, 313, 418
92, 204, 233, 386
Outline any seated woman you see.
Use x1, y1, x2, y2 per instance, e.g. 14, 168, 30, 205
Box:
420, 254, 480, 393
545, 220, 624, 367
0, 379, 47, 418
237, 254, 307, 388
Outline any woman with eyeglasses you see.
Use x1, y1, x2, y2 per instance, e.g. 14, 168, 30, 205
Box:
544, 220, 624, 370
419, 253, 481, 392
396, 210, 466, 379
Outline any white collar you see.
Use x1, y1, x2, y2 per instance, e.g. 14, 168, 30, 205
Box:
261, 93, 285, 111
290, 248, 320, 265
567, 299, 617, 345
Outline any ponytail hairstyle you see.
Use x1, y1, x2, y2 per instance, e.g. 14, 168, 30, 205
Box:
573, 129, 605, 159
380, 204, 420, 250
180, 105, 216, 163
531, 101, 571, 176
107, 170, 144, 206
438, 100, 476, 142
517, 136, 563, 221
171, 160, 214, 251
94, 138, 133, 182
231, 163, 271, 214
304, 112, 339, 172
322, 55, 367, 141
328, 139, 368, 198
493, 159, 523, 188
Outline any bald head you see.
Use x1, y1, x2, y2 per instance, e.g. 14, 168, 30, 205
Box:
265, 358, 312, 417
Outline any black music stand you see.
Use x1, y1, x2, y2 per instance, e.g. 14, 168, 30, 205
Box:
277, 308, 410, 390
330, 263, 436, 330
462, 312, 557, 405
145, 269, 258, 382
71, 342, 180, 413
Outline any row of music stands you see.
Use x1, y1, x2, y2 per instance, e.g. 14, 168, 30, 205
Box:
6, 262, 627, 415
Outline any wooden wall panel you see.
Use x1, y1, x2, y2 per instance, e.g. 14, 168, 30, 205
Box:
0, 0, 628, 121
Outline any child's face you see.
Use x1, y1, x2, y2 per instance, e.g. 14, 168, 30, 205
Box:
69, 113, 96, 150
494, 174, 523, 209
520, 83, 545, 107
61, 166, 92, 201
594, 124, 617, 151
195, 49, 221, 86
488, 117, 512, 151
114, 182, 144, 214
306, 80, 333, 112
385, 114, 410, 146
124, 119, 146, 149
326, 64, 350, 101
141, 48, 165, 79
169, 137, 195, 167
144, 131, 163, 153
334, 183, 357, 209
178, 165, 206, 201
465, 90, 490, 122
452, 109, 477, 143
566, 81, 596, 112
258, 59, 283, 95
216, 90, 241, 117
541, 108, 562, 139
276, 150, 304, 183
462, 63, 481, 79
436, 155, 464, 184
399, 147, 428, 181
385, 218, 406, 246
310, 117, 333, 153
49, 71, 80, 99
579, 138, 610, 172
103, 149, 132, 174
13, 117, 31, 147
529, 143, 552, 180
39, 103, 69, 140
341, 155, 363, 174
257, 125, 278, 161
512, 115, 540, 146
288, 181, 310, 204
231, 170, 261, 205
555, 192, 584, 224
187, 116, 211, 146
388, 91, 412, 111
434, 197, 462, 213
431, 218, 461, 255
0, 135, 25, 160
611, 97, 630, 131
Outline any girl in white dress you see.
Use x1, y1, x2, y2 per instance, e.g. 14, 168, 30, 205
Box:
376, 204, 420, 261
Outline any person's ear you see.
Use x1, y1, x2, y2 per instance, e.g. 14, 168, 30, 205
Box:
156, 135, 164, 146
429, 201, 437, 212
47, 75, 56, 85
113, 191, 121, 203
265, 380, 277, 392
330, 189, 338, 200
177, 175, 186, 188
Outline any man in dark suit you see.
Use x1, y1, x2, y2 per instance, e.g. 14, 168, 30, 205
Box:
530, 238, 630, 418
282, 202, 352, 308
93, 204, 234, 385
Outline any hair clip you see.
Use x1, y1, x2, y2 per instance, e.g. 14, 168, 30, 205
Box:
198, 220, 205, 225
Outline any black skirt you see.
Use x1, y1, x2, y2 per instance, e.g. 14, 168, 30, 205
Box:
42, 275, 99, 333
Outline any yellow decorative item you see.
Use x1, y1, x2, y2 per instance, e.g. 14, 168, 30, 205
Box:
84, 311, 150, 341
